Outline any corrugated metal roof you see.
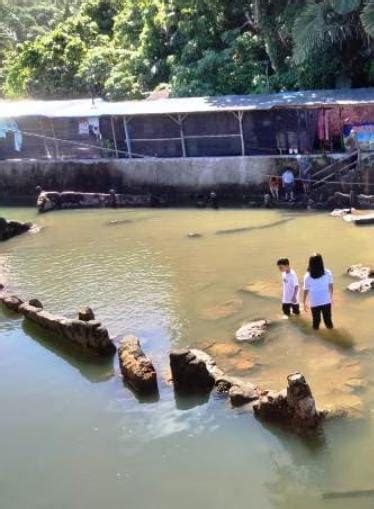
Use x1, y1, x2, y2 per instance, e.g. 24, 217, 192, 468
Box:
0, 88, 373, 118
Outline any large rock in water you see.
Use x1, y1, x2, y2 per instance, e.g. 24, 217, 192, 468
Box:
253, 372, 321, 430
18, 301, 116, 356
347, 279, 374, 293
169, 349, 223, 394
0, 294, 24, 312
0, 217, 31, 241
118, 336, 158, 395
37, 191, 152, 213
346, 264, 374, 293
235, 320, 269, 342
347, 264, 374, 279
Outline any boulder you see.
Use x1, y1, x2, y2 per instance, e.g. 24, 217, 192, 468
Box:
347, 279, 374, 293
235, 320, 269, 342
28, 298, 43, 309
0, 217, 31, 241
169, 348, 222, 394
229, 383, 260, 407
0, 294, 24, 312
118, 336, 158, 395
78, 306, 95, 321
347, 264, 374, 280
253, 372, 321, 430
19, 302, 116, 355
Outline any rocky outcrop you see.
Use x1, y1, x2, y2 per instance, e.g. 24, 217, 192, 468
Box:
253, 372, 321, 430
118, 336, 158, 395
169, 348, 224, 394
19, 301, 115, 355
347, 264, 374, 280
0, 217, 31, 241
235, 320, 270, 342
346, 264, 374, 293
229, 382, 261, 407
0, 292, 115, 355
0, 294, 24, 312
37, 191, 151, 213
347, 279, 374, 293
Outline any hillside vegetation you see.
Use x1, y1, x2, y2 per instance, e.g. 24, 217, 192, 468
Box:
1, 0, 373, 99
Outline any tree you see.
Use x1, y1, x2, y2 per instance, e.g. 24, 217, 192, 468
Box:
293, 0, 373, 87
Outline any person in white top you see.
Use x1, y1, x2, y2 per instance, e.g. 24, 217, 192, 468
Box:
303, 253, 334, 330
281, 168, 295, 201
277, 258, 300, 316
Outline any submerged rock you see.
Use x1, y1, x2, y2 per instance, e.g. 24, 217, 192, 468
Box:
235, 320, 270, 342
187, 232, 202, 238
118, 336, 158, 395
0, 217, 31, 241
200, 299, 243, 321
253, 372, 321, 430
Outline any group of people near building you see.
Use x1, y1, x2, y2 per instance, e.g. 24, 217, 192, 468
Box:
268, 156, 312, 202
277, 254, 334, 330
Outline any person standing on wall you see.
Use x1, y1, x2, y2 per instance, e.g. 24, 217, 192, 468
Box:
303, 253, 334, 330
281, 167, 295, 201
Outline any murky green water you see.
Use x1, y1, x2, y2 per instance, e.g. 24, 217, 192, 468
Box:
1, 207, 374, 509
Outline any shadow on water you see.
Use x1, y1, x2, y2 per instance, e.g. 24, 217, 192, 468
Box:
293, 316, 355, 350
173, 391, 211, 411
22, 319, 115, 383
120, 378, 160, 404
259, 416, 327, 451
215, 218, 294, 235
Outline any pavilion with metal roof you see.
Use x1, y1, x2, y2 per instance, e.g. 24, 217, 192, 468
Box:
0, 88, 373, 159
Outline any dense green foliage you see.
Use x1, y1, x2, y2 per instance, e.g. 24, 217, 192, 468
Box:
1, 0, 373, 99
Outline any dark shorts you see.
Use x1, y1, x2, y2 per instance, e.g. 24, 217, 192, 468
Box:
282, 303, 300, 316
284, 183, 294, 193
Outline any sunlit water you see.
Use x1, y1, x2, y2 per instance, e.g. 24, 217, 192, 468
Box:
1, 207, 374, 509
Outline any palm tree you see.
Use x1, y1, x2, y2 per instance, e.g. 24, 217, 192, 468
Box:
361, 1, 374, 37
293, 0, 371, 64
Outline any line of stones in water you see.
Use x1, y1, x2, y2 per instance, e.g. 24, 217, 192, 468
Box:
0, 288, 328, 435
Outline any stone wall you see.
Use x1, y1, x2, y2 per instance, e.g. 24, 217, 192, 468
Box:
0, 155, 341, 205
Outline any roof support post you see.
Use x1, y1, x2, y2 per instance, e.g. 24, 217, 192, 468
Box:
110, 116, 119, 159
123, 116, 132, 158
39, 118, 51, 159
49, 118, 60, 159
178, 114, 187, 157
233, 111, 245, 156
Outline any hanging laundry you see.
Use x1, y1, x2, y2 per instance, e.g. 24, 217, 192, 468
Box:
0, 118, 23, 151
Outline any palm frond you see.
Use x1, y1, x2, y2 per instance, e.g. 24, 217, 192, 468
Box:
361, 1, 374, 37
293, 2, 332, 63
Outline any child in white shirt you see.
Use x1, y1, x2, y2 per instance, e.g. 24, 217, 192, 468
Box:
277, 258, 300, 316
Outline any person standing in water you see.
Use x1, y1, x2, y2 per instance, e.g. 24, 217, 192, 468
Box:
303, 254, 334, 330
277, 258, 300, 317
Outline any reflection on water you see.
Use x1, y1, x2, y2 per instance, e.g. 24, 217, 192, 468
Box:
1, 207, 374, 509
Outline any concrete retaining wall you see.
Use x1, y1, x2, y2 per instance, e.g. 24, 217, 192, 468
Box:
0, 155, 340, 205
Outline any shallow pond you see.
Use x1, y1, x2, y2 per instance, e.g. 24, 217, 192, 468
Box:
1, 207, 374, 509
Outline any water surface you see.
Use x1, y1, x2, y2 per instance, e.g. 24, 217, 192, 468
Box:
1, 207, 374, 509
